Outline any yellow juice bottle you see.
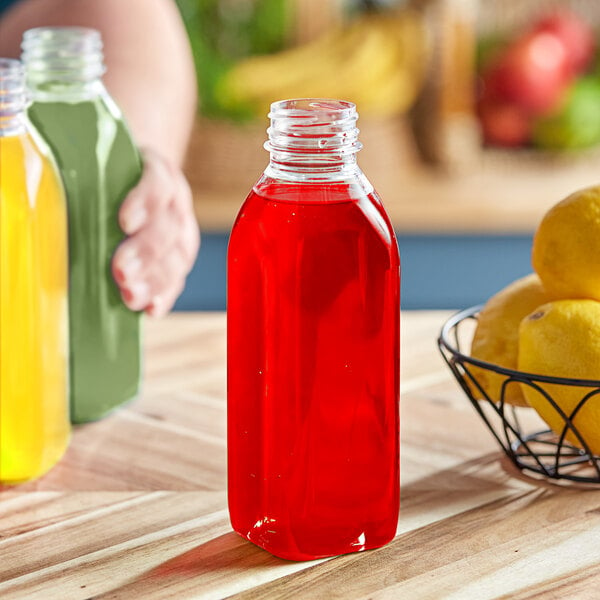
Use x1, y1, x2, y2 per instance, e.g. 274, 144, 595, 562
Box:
0, 58, 69, 484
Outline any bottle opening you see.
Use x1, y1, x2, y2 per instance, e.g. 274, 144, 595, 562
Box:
270, 98, 356, 123
22, 27, 105, 84
0, 58, 28, 135
266, 98, 362, 156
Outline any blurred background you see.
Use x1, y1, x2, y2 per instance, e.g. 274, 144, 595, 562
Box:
172, 0, 600, 311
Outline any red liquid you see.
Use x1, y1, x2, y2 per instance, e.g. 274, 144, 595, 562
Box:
227, 178, 400, 560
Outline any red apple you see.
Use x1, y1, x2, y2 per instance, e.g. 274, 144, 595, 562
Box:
534, 10, 596, 76
483, 31, 571, 115
478, 99, 532, 147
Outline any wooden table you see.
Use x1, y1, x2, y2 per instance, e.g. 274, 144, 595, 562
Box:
2, 312, 600, 599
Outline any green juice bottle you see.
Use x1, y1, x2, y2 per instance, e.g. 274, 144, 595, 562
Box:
22, 28, 143, 423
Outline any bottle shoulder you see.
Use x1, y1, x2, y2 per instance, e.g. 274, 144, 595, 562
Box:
0, 130, 66, 199
232, 175, 397, 252
251, 169, 376, 204
28, 87, 141, 166
29, 79, 108, 105
29, 88, 116, 121
1, 128, 54, 164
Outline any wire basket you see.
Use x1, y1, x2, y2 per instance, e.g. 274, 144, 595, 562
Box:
438, 306, 600, 484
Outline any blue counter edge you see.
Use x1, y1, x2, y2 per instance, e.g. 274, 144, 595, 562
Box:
174, 232, 534, 312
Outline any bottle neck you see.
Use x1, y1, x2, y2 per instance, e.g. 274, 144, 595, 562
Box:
265, 99, 363, 182
21, 27, 106, 101
0, 58, 28, 137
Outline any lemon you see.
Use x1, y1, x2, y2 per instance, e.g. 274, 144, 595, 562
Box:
471, 273, 557, 406
519, 299, 600, 455
532, 186, 600, 300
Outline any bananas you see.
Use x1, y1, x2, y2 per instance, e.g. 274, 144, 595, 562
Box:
215, 10, 428, 118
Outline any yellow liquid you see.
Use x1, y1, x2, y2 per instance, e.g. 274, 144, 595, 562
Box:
0, 131, 70, 484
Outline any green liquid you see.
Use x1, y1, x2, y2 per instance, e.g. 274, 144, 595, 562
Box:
28, 96, 143, 423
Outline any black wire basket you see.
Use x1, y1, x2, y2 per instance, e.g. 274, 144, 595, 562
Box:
438, 306, 600, 484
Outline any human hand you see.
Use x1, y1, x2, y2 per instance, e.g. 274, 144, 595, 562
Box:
112, 149, 200, 317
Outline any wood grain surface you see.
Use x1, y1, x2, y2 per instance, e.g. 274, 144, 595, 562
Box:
2, 312, 600, 599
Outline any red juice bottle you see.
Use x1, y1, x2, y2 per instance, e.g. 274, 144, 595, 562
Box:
227, 99, 400, 561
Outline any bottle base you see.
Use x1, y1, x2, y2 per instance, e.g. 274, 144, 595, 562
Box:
233, 524, 397, 562
0, 431, 71, 486
71, 392, 139, 424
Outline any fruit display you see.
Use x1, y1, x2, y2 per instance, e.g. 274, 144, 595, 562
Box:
214, 10, 428, 119
477, 8, 600, 150
532, 186, 600, 299
176, 0, 291, 119
519, 299, 600, 455
470, 185, 600, 455
470, 273, 558, 407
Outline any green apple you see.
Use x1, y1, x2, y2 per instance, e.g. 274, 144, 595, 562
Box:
533, 77, 600, 150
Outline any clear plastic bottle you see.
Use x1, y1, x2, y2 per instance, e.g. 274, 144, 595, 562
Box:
22, 28, 143, 423
228, 99, 400, 560
0, 58, 70, 483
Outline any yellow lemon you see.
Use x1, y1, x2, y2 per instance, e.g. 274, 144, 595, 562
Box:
518, 299, 600, 455
471, 273, 557, 406
532, 186, 600, 300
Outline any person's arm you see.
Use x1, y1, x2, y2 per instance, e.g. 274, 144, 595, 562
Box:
0, 0, 200, 316
0, 0, 197, 165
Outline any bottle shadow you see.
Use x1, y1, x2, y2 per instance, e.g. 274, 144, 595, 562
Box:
146, 532, 292, 578
94, 531, 311, 599
96, 452, 510, 597
97, 450, 570, 599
